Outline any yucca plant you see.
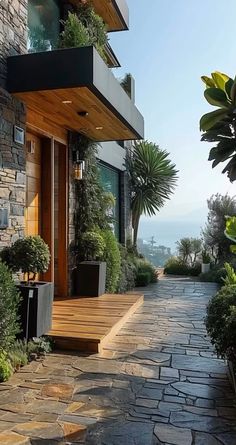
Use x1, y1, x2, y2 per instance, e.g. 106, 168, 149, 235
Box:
127, 141, 178, 247
200, 71, 236, 182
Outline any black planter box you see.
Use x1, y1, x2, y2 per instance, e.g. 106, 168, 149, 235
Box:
75, 261, 106, 297
17, 281, 54, 339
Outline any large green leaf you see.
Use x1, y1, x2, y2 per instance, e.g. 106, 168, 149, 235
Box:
204, 88, 229, 108
225, 78, 234, 99
211, 71, 230, 90
225, 216, 236, 241
200, 109, 228, 131
230, 77, 236, 104
201, 76, 215, 88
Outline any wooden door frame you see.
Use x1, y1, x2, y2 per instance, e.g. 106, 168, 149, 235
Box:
26, 125, 69, 297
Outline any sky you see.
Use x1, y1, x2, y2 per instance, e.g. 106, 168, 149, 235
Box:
110, 0, 236, 225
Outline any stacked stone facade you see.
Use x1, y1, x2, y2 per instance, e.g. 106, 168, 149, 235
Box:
0, 0, 27, 247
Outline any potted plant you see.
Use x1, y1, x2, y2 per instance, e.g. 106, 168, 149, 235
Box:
201, 250, 211, 273
1, 236, 53, 339
74, 231, 106, 297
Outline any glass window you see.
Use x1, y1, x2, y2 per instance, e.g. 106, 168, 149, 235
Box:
99, 164, 120, 240
28, 0, 60, 53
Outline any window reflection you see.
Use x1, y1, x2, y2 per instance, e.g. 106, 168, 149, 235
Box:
28, 0, 60, 53
99, 164, 120, 240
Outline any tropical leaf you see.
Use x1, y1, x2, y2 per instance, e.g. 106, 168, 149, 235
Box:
230, 245, 236, 254
231, 77, 236, 103
201, 76, 215, 88
225, 216, 236, 242
204, 88, 229, 108
225, 78, 234, 99
222, 155, 236, 181
200, 109, 228, 131
211, 72, 230, 90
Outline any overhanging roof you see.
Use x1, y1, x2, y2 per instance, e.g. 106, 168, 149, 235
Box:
7, 47, 144, 142
70, 0, 129, 32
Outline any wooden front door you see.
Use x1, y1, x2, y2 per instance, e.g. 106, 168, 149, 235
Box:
25, 133, 41, 237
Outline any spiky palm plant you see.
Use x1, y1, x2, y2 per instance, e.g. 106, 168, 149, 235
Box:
127, 141, 178, 247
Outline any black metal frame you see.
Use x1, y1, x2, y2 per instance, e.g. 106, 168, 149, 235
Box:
7, 46, 144, 141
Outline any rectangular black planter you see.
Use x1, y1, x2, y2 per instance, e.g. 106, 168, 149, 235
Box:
75, 261, 106, 297
17, 282, 54, 339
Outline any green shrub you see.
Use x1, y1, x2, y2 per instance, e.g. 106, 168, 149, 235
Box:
0, 352, 13, 382
223, 262, 236, 285
117, 245, 136, 293
136, 272, 151, 287
80, 231, 105, 261
206, 285, 236, 364
136, 259, 157, 284
164, 257, 190, 275
199, 266, 227, 284
164, 257, 201, 277
8, 350, 28, 370
0, 261, 21, 351
188, 262, 201, 276
101, 230, 121, 293
59, 10, 107, 62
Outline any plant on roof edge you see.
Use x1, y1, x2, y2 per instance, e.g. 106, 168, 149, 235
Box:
200, 71, 236, 182
59, 7, 108, 62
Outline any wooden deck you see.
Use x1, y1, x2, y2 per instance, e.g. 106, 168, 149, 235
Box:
48, 293, 144, 353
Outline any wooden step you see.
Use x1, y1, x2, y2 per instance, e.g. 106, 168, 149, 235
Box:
48, 293, 144, 353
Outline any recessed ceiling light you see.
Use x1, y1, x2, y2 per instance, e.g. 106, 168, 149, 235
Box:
62, 100, 72, 104
96, 126, 103, 130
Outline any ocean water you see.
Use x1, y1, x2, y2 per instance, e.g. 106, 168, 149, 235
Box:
139, 219, 203, 253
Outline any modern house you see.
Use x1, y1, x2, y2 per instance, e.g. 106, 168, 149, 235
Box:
0, 0, 144, 300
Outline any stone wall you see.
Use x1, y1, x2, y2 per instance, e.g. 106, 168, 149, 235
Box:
0, 0, 27, 247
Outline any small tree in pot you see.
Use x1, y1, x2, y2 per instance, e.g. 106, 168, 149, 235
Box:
1, 236, 53, 339
74, 230, 107, 297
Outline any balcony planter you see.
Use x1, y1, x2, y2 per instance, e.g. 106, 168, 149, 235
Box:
201, 263, 210, 273
74, 261, 106, 297
17, 281, 54, 339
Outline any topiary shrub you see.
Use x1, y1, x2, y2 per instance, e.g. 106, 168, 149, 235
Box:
206, 285, 236, 365
80, 231, 105, 261
136, 272, 151, 287
0, 352, 13, 382
0, 261, 21, 351
1, 236, 50, 282
101, 229, 121, 293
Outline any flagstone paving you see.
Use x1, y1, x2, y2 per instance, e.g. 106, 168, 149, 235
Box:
0, 279, 236, 444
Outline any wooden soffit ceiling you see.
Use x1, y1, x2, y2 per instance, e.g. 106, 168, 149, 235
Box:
7, 47, 144, 142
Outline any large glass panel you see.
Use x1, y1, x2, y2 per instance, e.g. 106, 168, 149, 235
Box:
28, 0, 60, 53
99, 164, 120, 240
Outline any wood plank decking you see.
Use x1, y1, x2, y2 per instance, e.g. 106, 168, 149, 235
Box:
48, 293, 144, 353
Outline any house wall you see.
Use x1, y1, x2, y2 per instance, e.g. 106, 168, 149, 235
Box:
0, 0, 27, 247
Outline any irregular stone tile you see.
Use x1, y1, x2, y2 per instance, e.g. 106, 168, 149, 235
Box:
183, 405, 217, 416
13, 422, 63, 440
195, 399, 215, 408
1, 413, 33, 423
135, 398, 158, 408
170, 411, 233, 433
32, 413, 59, 423
86, 420, 154, 445
0, 389, 25, 406
121, 362, 160, 379
154, 423, 192, 445
60, 422, 87, 441
160, 367, 179, 379
164, 395, 186, 404
172, 355, 226, 374
0, 431, 30, 444
195, 432, 222, 445
41, 383, 74, 400
159, 401, 183, 412
171, 382, 224, 399
25, 400, 67, 415
137, 387, 163, 400
65, 402, 85, 414
216, 432, 236, 445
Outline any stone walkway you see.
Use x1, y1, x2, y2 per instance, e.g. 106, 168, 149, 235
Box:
0, 279, 236, 444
